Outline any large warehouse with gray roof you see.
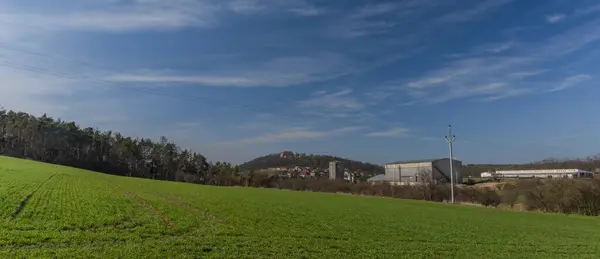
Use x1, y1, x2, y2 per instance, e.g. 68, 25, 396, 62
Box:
368, 158, 462, 185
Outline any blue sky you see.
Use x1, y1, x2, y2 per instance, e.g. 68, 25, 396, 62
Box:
1, 0, 600, 165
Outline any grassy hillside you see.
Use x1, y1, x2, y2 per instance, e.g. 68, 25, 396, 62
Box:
0, 156, 599, 258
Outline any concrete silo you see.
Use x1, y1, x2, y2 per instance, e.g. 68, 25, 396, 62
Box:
329, 161, 345, 180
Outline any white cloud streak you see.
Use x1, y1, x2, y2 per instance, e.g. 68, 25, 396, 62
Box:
106, 74, 257, 87
107, 52, 358, 87
0, 1, 221, 32
383, 15, 600, 105
331, 1, 438, 39
485, 41, 516, 53
508, 70, 549, 79
365, 127, 410, 137
297, 89, 364, 111
402, 58, 537, 104
400, 57, 533, 103
229, 0, 325, 16
347, 2, 432, 20
215, 126, 366, 146
436, 0, 515, 23
546, 14, 566, 24
548, 74, 592, 92
0, 0, 328, 35
538, 18, 600, 56
293, 89, 380, 126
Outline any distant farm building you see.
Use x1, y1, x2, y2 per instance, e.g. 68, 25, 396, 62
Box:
495, 169, 594, 179
480, 172, 493, 178
279, 151, 294, 158
368, 158, 462, 185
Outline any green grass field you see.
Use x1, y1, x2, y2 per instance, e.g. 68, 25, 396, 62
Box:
1, 156, 599, 258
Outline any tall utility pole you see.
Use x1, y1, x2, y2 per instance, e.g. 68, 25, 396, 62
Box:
445, 125, 456, 204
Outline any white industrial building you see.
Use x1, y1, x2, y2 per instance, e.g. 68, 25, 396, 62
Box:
480, 172, 493, 178
367, 158, 462, 185
495, 169, 594, 179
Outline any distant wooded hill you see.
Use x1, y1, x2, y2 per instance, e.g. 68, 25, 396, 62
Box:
239, 153, 384, 174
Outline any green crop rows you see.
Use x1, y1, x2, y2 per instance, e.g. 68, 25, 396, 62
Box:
1, 156, 600, 258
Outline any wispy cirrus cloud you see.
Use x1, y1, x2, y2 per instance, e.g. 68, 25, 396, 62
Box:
508, 70, 549, 79
483, 41, 516, 53
348, 3, 398, 19
399, 57, 533, 104
330, 1, 438, 39
398, 55, 544, 104
297, 89, 364, 111
294, 89, 377, 124
229, 0, 325, 16
108, 48, 416, 90
546, 14, 566, 24
106, 52, 358, 87
435, 0, 515, 23
446, 40, 517, 59
0, 0, 222, 32
365, 127, 410, 138
213, 125, 366, 146
0, 0, 329, 35
548, 74, 592, 92
106, 74, 256, 87
538, 17, 600, 56
378, 15, 600, 105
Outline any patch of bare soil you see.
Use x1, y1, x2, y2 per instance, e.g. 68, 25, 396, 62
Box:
124, 191, 172, 226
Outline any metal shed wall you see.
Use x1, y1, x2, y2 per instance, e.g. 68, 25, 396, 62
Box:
384, 159, 463, 184
432, 158, 463, 184
384, 166, 401, 182
385, 162, 434, 183
400, 162, 432, 182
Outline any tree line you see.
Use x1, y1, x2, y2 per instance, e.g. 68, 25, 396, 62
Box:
0, 108, 239, 184
0, 107, 384, 186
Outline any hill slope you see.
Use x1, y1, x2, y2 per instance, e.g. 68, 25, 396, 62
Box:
239, 153, 384, 174
1, 156, 599, 258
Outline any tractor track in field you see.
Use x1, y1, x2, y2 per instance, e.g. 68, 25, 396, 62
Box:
124, 191, 173, 226
157, 194, 225, 223
10, 173, 59, 219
